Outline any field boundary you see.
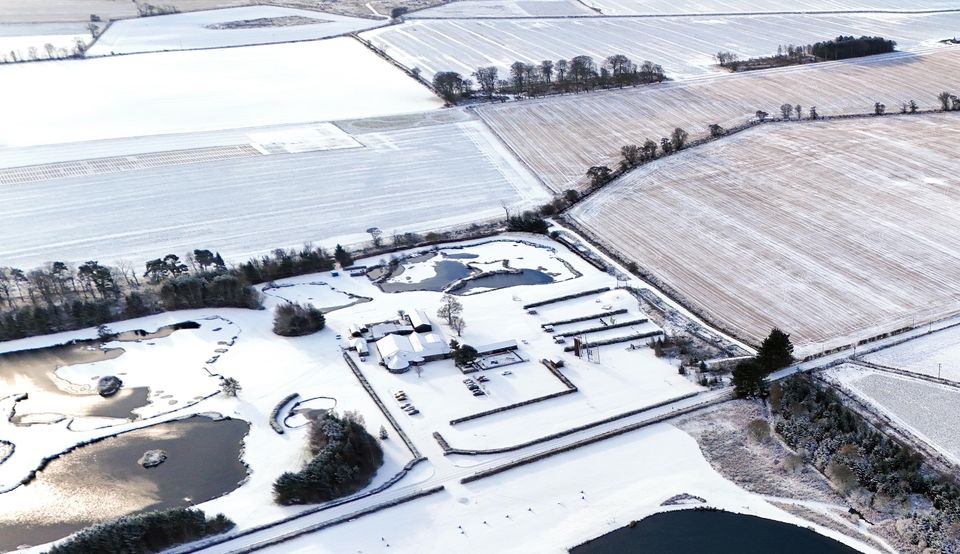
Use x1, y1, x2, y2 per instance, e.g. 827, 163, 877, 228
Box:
436, 390, 699, 455
459, 393, 728, 483
342, 352, 421, 458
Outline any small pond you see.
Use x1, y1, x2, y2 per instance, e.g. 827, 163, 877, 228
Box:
451, 269, 554, 294
379, 259, 474, 293
570, 510, 861, 554
0, 415, 249, 552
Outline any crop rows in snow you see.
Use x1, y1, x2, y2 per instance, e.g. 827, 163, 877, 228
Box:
830, 367, 960, 463
477, 48, 960, 191
569, 114, 960, 352
411, 0, 960, 18
365, 12, 960, 81
862, 325, 960, 382
0, 118, 548, 269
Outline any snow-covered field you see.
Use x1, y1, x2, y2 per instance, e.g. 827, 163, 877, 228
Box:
861, 325, 960, 382
412, 0, 960, 17
580, 0, 960, 15
0, 0, 256, 23
410, 0, 597, 18
261, 423, 876, 554
0, 23, 89, 61
478, 47, 960, 191
87, 6, 385, 56
828, 365, 960, 464
0, 113, 548, 269
570, 114, 960, 352
0, 233, 886, 553
0, 37, 441, 148
364, 12, 960, 81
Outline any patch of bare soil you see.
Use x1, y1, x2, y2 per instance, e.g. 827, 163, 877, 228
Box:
679, 400, 841, 502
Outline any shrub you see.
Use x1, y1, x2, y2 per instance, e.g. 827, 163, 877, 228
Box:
48, 507, 233, 554
273, 411, 383, 505
272, 302, 325, 337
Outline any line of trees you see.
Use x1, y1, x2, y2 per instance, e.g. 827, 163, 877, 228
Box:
48, 508, 234, 554
0, 248, 261, 341
772, 375, 960, 551
273, 411, 383, 505
717, 35, 896, 72
433, 54, 665, 103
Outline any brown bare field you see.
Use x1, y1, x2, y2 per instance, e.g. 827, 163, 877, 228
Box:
477, 48, 960, 191
568, 114, 960, 354
0, 1, 258, 23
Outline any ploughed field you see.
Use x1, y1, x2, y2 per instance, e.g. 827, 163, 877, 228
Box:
364, 12, 959, 81
477, 48, 960, 191
569, 114, 960, 353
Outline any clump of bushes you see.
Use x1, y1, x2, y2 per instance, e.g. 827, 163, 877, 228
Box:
507, 211, 549, 234
273, 411, 383, 505
48, 507, 233, 554
159, 273, 261, 311
272, 302, 325, 337
773, 375, 960, 551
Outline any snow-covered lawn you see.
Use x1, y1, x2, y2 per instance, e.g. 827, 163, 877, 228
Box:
0, 233, 863, 552
340, 250, 701, 450
260, 423, 877, 554
87, 6, 385, 56
0, 114, 547, 270
861, 324, 960, 382
827, 365, 960, 464
569, 114, 960, 353
0, 37, 441, 148
364, 12, 960, 81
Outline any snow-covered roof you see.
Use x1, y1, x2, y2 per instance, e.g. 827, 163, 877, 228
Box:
375, 334, 424, 371
349, 338, 369, 355
476, 339, 519, 355
409, 309, 432, 331
410, 332, 450, 357
369, 322, 414, 340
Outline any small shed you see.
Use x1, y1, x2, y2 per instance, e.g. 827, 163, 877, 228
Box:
408, 309, 433, 333
475, 340, 519, 356
349, 338, 370, 356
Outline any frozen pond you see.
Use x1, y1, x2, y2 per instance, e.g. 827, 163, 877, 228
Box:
0, 323, 198, 425
377, 240, 577, 294
572, 510, 859, 554
0, 415, 249, 552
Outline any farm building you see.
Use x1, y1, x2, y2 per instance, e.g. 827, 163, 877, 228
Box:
375, 332, 451, 373
475, 340, 519, 356
368, 322, 415, 341
349, 338, 370, 356
408, 309, 433, 333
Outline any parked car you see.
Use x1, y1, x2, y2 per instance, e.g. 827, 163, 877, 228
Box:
501, 370, 512, 376
472, 390, 485, 396
477, 375, 490, 383
407, 409, 420, 415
